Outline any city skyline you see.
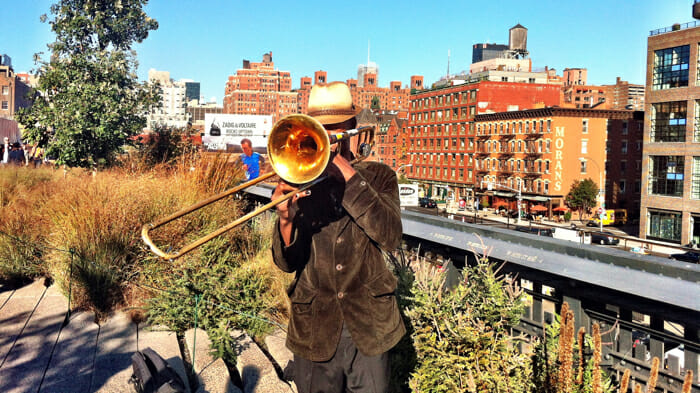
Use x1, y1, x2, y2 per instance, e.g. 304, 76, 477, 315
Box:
1, 0, 693, 105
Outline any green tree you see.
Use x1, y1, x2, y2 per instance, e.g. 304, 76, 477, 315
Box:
565, 179, 598, 222
17, 0, 160, 168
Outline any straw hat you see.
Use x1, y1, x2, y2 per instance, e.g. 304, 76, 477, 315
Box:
307, 82, 359, 125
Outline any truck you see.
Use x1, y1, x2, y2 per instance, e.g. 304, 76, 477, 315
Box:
552, 227, 591, 244
399, 183, 420, 207
587, 209, 627, 227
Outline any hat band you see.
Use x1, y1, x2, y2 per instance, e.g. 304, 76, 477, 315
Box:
307, 108, 356, 118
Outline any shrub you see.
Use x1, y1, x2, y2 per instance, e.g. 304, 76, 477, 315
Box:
405, 257, 530, 392
145, 213, 292, 362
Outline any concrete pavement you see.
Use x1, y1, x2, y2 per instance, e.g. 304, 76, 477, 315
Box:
0, 279, 293, 393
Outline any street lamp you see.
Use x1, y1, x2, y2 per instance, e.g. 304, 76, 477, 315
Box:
579, 157, 605, 232
396, 164, 412, 175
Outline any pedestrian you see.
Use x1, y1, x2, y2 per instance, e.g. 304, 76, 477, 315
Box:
2, 137, 9, 164
9, 142, 25, 165
238, 138, 264, 180
22, 143, 31, 166
31, 145, 44, 168
271, 81, 405, 393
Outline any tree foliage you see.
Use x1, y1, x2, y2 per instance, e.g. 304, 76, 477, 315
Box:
565, 179, 598, 221
17, 0, 160, 168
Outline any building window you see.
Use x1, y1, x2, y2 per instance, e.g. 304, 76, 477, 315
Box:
653, 45, 690, 90
0, 101, 7, 110
647, 210, 682, 242
693, 157, 700, 199
621, 140, 628, 154
649, 155, 684, 197
1, 86, 8, 95
619, 180, 626, 194
620, 160, 627, 175
622, 121, 628, 135
580, 160, 587, 174
582, 119, 588, 133
651, 102, 687, 142
581, 139, 588, 154
695, 100, 700, 142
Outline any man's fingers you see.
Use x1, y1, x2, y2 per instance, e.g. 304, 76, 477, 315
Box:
294, 189, 312, 200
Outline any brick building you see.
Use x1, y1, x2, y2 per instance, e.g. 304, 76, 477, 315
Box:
223, 52, 297, 123
472, 108, 639, 216
403, 79, 562, 200
605, 111, 645, 218
295, 70, 411, 115
603, 77, 645, 111
0, 62, 32, 120
640, 21, 700, 245
368, 111, 408, 170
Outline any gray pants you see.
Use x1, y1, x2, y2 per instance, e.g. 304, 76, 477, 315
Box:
292, 324, 390, 393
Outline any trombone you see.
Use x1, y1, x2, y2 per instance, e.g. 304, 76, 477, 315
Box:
141, 114, 375, 259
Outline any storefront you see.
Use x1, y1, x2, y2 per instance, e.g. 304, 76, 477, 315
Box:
646, 209, 682, 243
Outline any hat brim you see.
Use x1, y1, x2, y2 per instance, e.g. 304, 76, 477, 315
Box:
310, 106, 362, 126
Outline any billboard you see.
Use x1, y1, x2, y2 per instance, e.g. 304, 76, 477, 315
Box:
202, 114, 273, 153
399, 184, 420, 207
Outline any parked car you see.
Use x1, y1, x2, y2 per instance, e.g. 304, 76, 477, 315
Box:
590, 231, 620, 245
515, 226, 553, 237
669, 251, 700, 263
419, 197, 437, 208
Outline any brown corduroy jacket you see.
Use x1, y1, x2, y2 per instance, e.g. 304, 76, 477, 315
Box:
271, 160, 405, 362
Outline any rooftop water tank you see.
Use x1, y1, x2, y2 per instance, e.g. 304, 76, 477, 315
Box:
509, 24, 528, 52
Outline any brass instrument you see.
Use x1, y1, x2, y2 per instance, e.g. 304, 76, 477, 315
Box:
141, 114, 374, 259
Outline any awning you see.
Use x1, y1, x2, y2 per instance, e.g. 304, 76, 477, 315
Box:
521, 195, 550, 202
494, 191, 515, 197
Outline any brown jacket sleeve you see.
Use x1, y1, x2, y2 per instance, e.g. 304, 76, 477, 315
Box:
341, 162, 402, 251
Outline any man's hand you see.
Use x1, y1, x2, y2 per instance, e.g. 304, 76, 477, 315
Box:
273, 181, 311, 245
328, 152, 356, 182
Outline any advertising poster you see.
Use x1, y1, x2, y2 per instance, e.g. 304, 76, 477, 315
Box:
203, 114, 273, 153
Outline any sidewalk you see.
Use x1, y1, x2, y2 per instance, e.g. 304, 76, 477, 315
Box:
0, 278, 295, 393
441, 207, 686, 257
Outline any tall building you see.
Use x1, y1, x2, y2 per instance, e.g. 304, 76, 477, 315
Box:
223, 52, 297, 123
639, 18, 700, 245
146, 69, 190, 129
472, 108, 638, 215
403, 78, 562, 200
605, 111, 645, 218
183, 80, 200, 102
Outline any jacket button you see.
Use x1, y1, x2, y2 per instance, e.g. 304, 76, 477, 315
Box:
360, 181, 367, 186
336, 264, 343, 271
337, 292, 344, 299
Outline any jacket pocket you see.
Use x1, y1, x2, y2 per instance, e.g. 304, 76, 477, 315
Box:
364, 269, 398, 298
290, 281, 316, 315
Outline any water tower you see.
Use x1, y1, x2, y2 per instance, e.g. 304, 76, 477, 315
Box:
508, 24, 529, 59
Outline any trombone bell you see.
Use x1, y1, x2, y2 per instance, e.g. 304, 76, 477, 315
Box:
267, 114, 330, 184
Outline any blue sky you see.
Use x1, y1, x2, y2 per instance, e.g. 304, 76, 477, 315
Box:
1, 0, 694, 105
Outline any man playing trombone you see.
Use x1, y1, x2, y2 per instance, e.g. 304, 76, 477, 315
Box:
271, 82, 405, 393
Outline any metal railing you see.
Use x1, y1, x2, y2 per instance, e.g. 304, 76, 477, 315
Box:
650, 21, 700, 36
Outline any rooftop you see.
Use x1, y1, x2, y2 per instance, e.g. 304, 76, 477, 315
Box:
649, 20, 699, 36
